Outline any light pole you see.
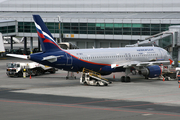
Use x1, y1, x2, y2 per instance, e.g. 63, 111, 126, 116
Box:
57, 15, 62, 43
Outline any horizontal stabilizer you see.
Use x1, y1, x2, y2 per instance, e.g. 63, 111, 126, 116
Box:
6, 54, 28, 59
42, 55, 64, 63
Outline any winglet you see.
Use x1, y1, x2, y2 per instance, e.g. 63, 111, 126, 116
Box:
169, 59, 173, 65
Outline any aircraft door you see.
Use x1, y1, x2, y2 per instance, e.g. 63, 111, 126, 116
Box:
65, 53, 72, 65
125, 53, 131, 60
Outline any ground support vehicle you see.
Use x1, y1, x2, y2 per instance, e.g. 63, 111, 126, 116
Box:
161, 66, 177, 81
6, 62, 57, 77
80, 68, 112, 86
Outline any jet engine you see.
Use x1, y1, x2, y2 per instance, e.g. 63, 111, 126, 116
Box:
140, 65, 162, 78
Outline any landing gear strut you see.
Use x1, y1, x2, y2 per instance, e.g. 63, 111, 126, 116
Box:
121, 76, 131, 82
66, 71, 76, 79
121, 68, 131, 82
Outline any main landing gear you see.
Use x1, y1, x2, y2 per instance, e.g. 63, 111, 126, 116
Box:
121, 76, 131, 82
121, 68, 131, 82
66, 71, 76, 79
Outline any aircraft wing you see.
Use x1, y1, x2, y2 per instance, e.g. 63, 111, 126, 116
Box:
6, 54, 28, 59
111, 59, 173, 68
111, 61, 139, 68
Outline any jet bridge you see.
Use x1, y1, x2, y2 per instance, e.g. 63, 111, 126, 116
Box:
127, 31, 173, 47
141, 31, 173, 47
128, 26, 180, 66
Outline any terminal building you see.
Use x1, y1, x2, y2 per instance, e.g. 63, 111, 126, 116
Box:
0, 0, 180, 65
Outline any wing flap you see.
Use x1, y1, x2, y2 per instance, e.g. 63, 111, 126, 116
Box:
111, 61, 139, 68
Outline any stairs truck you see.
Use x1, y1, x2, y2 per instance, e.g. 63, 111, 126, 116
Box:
6, 62, 57, 77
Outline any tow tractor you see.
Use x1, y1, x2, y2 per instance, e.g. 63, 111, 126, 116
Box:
6, 62, 57, 77
80, 68, 112, 86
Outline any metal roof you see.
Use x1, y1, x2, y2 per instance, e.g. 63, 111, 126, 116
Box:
0, 12, 180, 21
1, 0, 180, 12
0, 20, 15, 22
0, 12, 180, 20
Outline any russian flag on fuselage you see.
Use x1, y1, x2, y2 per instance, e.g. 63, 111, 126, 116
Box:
33, 15, 61, 52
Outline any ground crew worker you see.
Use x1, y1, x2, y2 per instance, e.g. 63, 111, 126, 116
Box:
160, 63, 164, 72
176, 70, 180, 82
23, 66, 26, 78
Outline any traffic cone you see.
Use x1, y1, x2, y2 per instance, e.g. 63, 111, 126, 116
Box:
113, 75, 115, 79
30, 75, 31, 79
179, 84, 180, 88
163, 77, 165, 81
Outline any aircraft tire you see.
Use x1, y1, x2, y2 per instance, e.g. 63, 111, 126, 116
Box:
126, 76, 131, 82
145, 76, 149, 79
104, 83, 108, 86
36, 71, 40, 76
14, 73, 18, 78
18, 71, 23, 77
121, 76, 126, 82
50, 68, 56, 74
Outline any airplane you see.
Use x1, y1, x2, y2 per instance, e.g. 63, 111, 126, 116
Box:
0, 33, 5, 56
3, 36, 25, 44
7, 15, 173, 82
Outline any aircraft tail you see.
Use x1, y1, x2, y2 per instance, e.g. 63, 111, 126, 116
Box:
0, 33, 5, 53
33, 15, 61, 52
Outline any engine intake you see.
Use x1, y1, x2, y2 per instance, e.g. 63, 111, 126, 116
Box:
140, 65, 162, 78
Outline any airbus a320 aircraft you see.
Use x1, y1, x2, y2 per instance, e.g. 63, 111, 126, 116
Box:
7, 15, 173, 82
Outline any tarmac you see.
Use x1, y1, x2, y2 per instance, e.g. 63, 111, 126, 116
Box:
0, 57, 180, 120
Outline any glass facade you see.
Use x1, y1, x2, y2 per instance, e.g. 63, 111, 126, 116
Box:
61, 23, 175, 36
18, 22, 59, 33
17, 22, 179, 36
18, 22, 35, 33
0, 25, 15, 34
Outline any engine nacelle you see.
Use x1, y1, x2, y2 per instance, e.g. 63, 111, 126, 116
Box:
99, 66, 113, 75
140, 65, 162, 78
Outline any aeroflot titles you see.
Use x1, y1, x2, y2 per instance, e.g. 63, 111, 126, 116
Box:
137, 49, 154, 51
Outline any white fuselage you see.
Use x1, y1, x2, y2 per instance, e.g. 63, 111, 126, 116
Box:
66, 46, 171, 65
